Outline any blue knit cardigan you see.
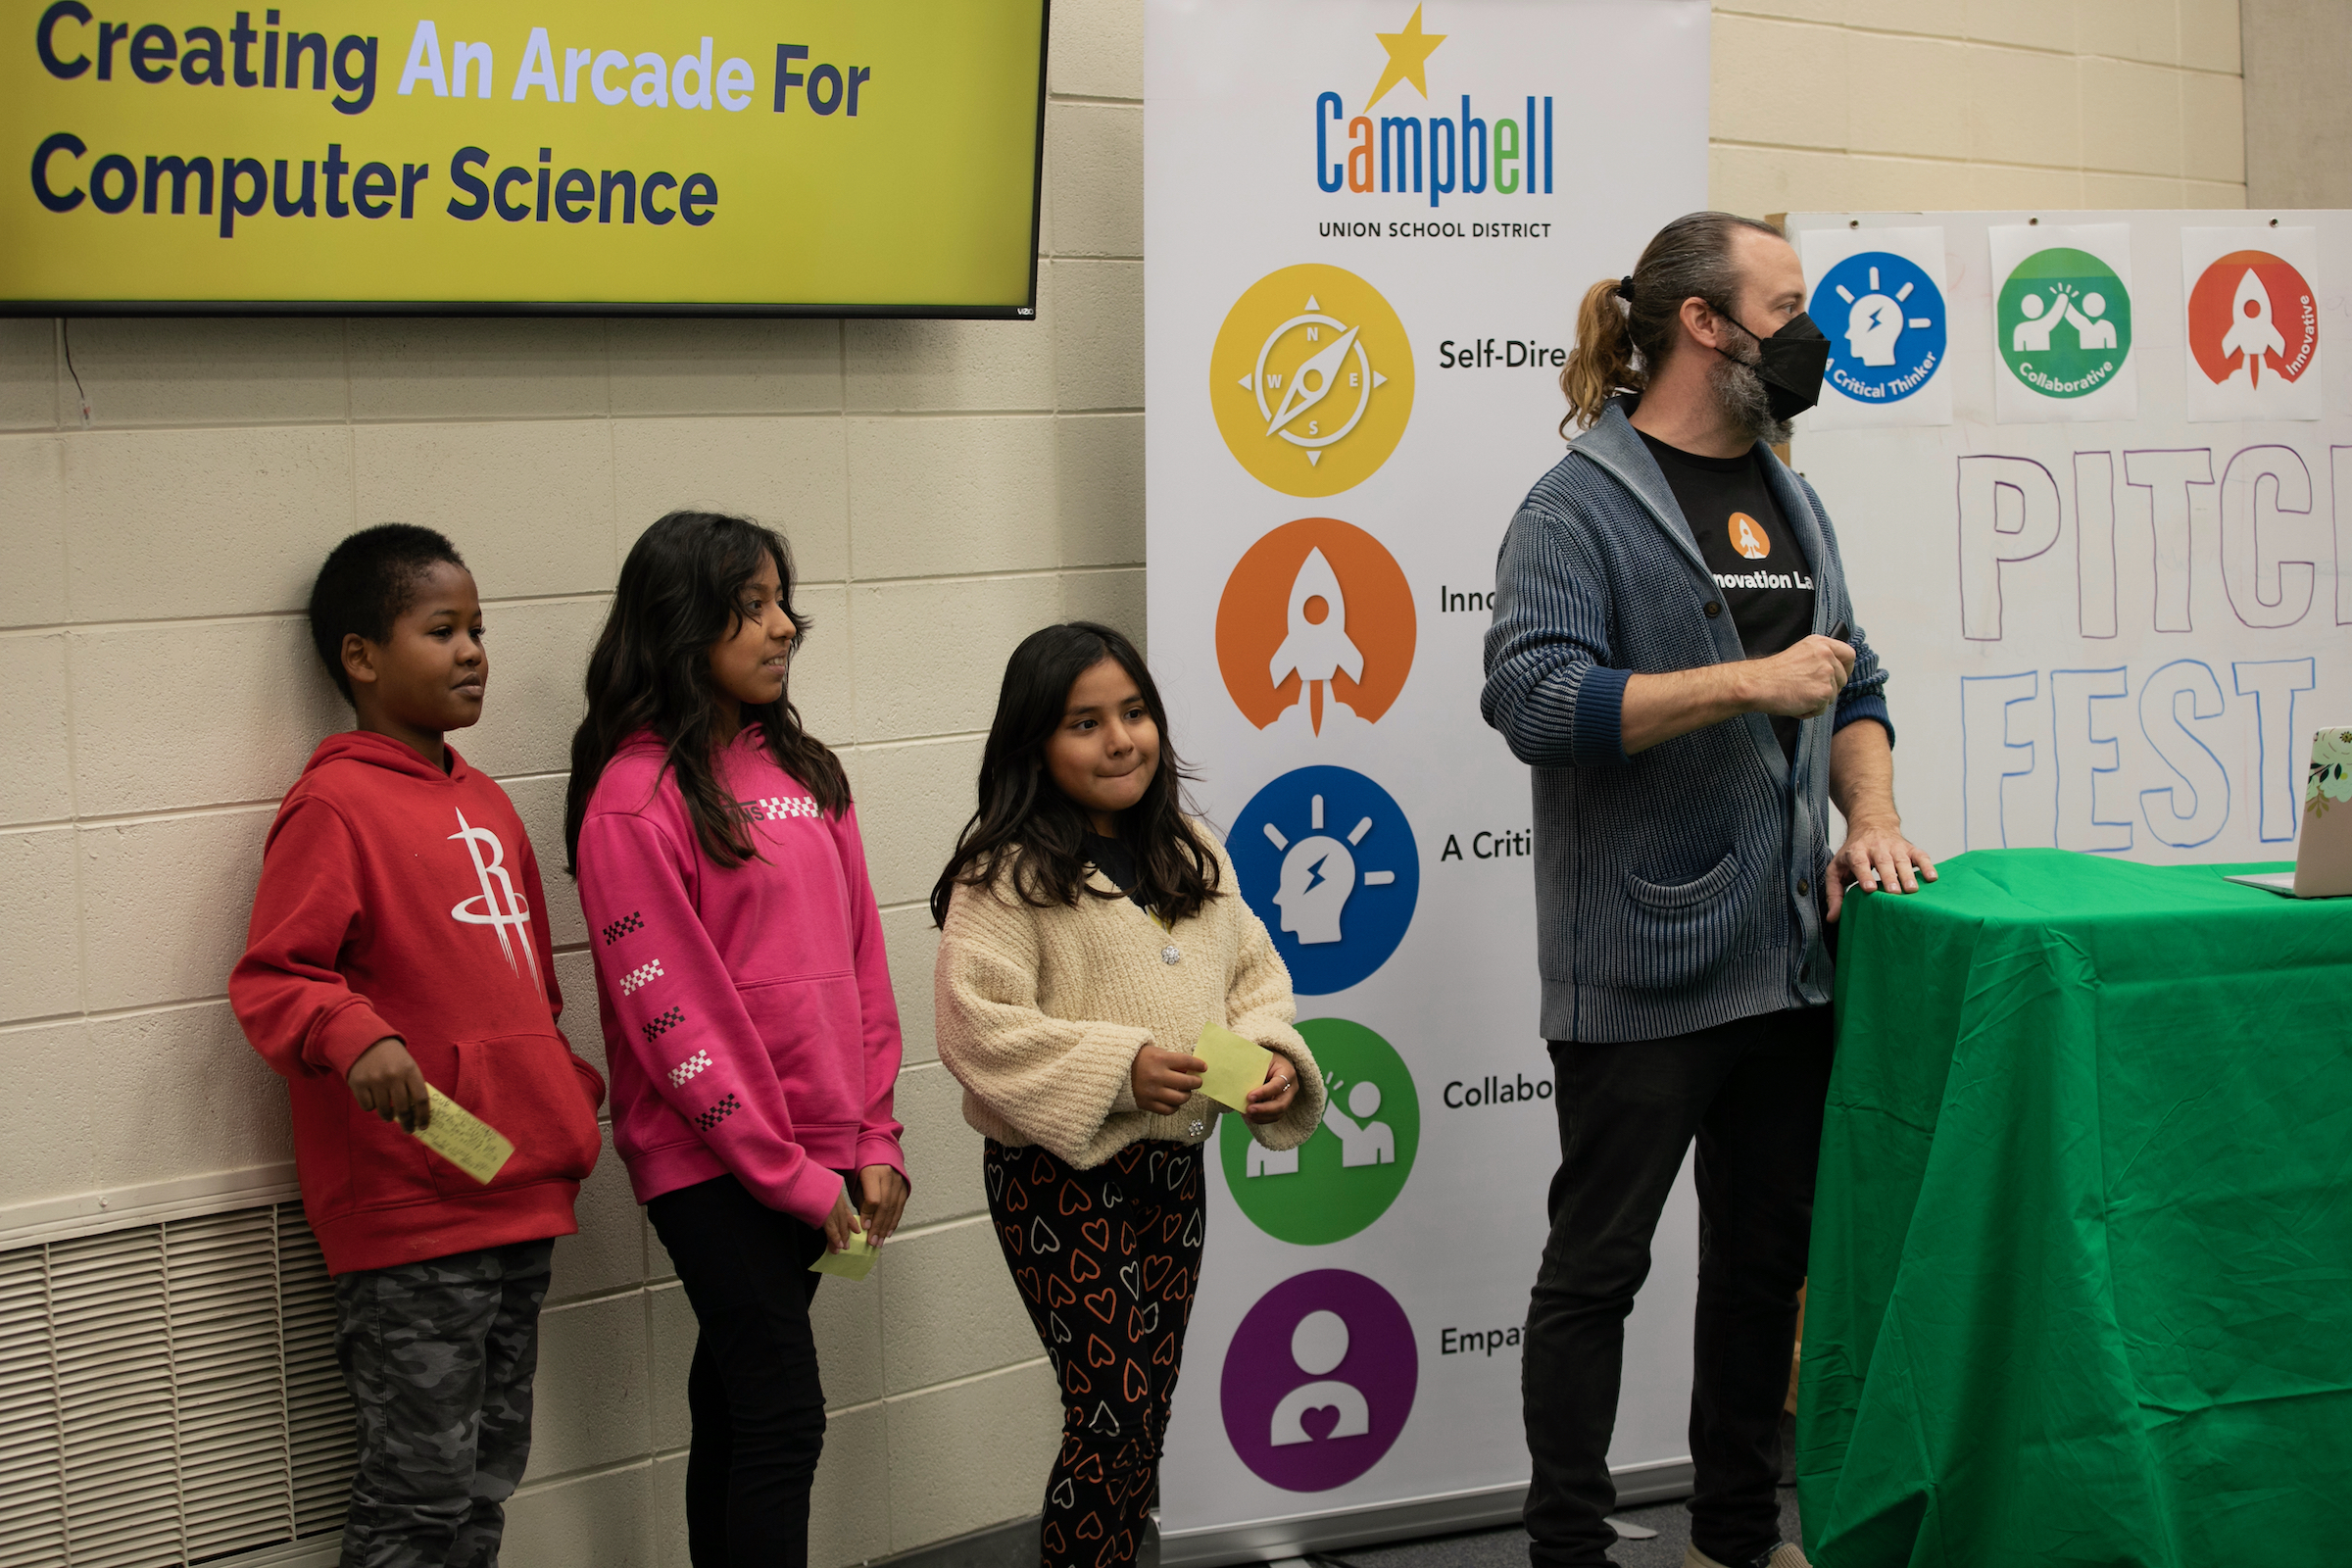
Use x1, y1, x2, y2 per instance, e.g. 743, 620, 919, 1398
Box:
1481, 400, 1893, 1044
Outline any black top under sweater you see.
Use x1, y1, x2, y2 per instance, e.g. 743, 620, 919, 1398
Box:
1638, 430, 1818, 760
1084, 834, 1151, 910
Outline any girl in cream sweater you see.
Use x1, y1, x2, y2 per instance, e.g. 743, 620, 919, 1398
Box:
932, 622, 1325, 1568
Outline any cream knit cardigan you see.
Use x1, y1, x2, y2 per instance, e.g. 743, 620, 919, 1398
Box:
934, 840, 1326, 1168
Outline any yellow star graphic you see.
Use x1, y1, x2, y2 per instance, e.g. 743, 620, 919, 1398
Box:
1365, 5, 1446, 112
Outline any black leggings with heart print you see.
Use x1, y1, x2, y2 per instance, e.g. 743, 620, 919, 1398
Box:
984, 1137, 1205, 1568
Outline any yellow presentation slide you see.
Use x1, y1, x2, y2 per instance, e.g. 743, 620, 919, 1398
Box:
5, 1, 1047, 311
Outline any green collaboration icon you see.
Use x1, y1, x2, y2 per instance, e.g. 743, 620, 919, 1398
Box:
1220, 1016, 1418, 1245
1996, 246, 2132, 399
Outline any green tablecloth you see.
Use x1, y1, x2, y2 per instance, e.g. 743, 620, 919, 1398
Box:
1799, 849, 2352, 1566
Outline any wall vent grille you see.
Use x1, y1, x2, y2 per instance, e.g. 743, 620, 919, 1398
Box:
0, 1202, 353, 1567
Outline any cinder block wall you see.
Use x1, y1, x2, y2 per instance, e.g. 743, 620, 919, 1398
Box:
0, 3, 2253, 1565
1710, 0, 2247, 215
2239, 0, 2352, 209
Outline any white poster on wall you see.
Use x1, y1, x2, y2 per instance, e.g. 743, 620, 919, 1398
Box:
1146, 1, 1710, 1560
2180, 225, 2324, 423
1798, 225, 1954, 429
1989, 221, 2140, 423
1791, 210, 2350, 866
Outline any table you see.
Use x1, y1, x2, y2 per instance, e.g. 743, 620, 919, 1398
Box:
1798, 849, 2352, 1566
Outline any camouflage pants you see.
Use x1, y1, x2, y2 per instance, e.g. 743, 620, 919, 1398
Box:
333, 1239, 556, 1568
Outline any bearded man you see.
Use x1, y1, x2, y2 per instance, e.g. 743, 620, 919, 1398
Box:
1481, 212, 1935, 1568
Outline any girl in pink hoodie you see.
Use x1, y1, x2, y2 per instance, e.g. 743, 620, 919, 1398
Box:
566, 511, 907, 1568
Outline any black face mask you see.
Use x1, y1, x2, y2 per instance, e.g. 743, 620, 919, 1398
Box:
1712, 307, 1831, 421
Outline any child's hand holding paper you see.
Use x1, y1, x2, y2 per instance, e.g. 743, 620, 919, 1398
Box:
808, 1228, 879, 1282
1194, 1022, 1275, 1112
1240, 1054, 1300, 1125
411, 1086, 515, 1185
808, 1181, 882, 1281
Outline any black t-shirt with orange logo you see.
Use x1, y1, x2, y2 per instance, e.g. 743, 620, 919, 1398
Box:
1638, 431, 1817, 760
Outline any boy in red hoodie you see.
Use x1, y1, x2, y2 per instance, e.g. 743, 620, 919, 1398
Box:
231, 524, 606, 1568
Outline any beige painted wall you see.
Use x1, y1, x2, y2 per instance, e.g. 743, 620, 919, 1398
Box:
2240, 0, 2352, 209
0, 2, 2262, 1564
1711, 0, 2246, 216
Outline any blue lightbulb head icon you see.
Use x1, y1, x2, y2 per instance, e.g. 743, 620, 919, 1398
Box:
1270, 806, 1368, 946
1275, 834, 1353, 942
1810, 250, 1947, 405
1231, 766, 1418, 995
1844, 287, 1905, 367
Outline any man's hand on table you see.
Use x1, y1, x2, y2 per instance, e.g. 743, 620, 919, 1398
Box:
1826, 716, 1933, 921
1827, 818, 1936, 920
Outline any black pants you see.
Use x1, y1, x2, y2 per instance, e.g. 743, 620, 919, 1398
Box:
1522, 1006, 1834, 1568
647, 1174, 836, 1568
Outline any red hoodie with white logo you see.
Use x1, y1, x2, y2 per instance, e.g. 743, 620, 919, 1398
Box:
231, 731, 606, 1275
573, 729, 906, 1229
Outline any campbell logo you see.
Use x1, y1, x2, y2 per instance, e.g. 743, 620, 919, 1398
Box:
1312, 6, 1551, 208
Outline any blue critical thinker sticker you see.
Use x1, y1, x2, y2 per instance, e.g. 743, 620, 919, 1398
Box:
1228, 765, 1419, 996
1811, 250, 1946, 405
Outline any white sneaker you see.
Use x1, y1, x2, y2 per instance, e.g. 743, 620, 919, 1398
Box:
1682, 1544, 1811, 1568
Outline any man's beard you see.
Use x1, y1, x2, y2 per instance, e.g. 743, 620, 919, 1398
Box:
1709, 351, 1793, 448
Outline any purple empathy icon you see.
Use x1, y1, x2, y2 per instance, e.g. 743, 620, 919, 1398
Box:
1220, 1269, 1417, 1492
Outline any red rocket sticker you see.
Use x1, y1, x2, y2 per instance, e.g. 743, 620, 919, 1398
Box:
2187, 250, 2318, 389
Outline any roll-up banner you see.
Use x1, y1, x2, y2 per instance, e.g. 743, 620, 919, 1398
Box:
5, 0, 1046, 313
1145, 4, 1710, 1560
1788, 211, 2350, 864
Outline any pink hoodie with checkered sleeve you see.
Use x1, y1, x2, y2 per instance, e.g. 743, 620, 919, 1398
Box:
575, 729, 906, 1228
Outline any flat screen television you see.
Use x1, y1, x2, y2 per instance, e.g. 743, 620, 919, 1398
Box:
7, 0, 1049, 317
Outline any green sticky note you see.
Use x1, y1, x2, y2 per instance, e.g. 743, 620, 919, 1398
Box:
1195, 1022, 1274, 1112
808, 1229, 879, 1282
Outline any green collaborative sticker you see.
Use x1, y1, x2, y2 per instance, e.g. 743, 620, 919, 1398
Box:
1997, 247, 2132, 399
1220, 1017, 1418, 1246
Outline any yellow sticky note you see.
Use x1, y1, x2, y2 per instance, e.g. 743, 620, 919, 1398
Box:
809, 1229, 879, 1282
413, 1086, 515, 1186
1195, 1022, 1275, 1112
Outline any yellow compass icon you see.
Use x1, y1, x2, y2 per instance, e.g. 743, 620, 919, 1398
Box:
1210, 265, 1414, 498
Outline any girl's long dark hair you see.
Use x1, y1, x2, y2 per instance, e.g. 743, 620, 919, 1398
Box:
564, 511, 850, 873
930, 622, 1220, 927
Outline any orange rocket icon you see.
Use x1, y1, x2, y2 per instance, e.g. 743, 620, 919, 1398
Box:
2186, 248, 2319, 392
1268, 549, 1365, 734
1730, 512, 1771, 561
1216, 517, 1417, 736
2220, 268, 2287, 386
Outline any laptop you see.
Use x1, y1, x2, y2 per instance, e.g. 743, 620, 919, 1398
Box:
2225, 728, 2352, 898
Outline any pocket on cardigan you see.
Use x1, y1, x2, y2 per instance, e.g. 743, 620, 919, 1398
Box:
1625, 851, 1743, 910
1605, 851, 1756, 989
